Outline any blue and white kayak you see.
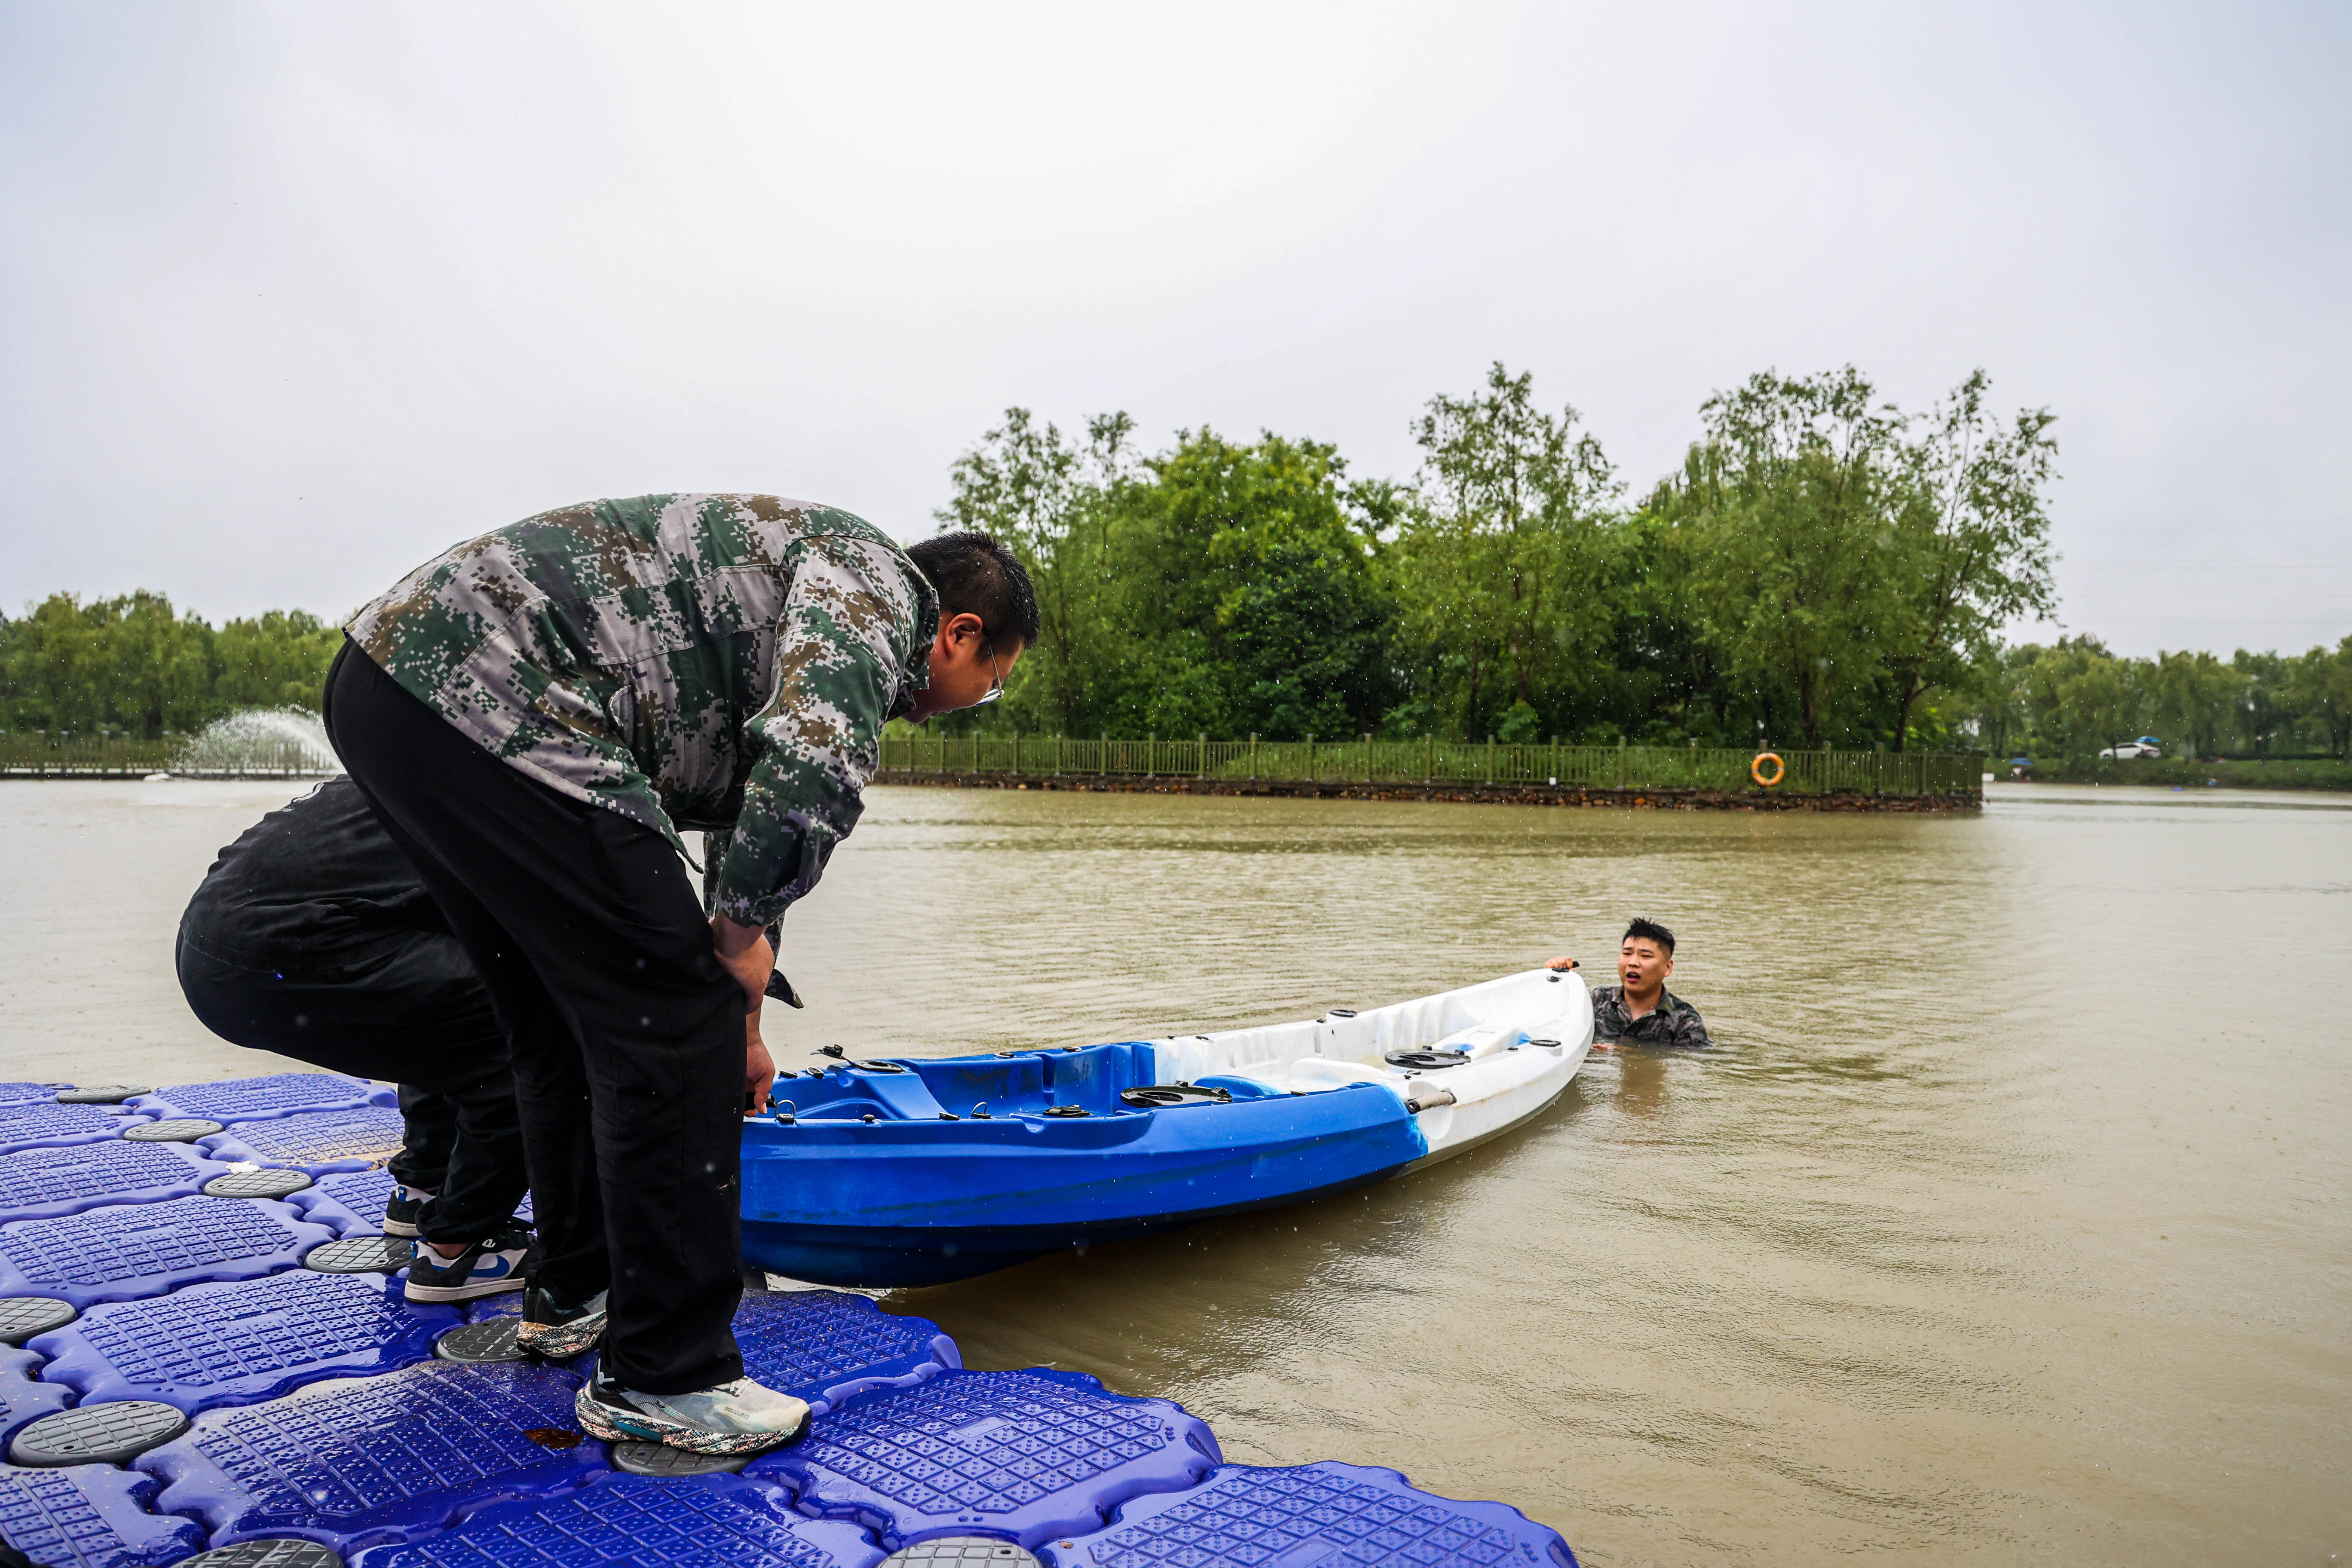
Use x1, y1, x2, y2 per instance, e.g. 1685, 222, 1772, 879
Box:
739, 968, 1594, 1286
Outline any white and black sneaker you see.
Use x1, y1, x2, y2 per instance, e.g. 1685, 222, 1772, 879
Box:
574, 1369, 811, 1456
381, 1181, 435, 1237
402, 1223, 532, 1303
516, 1285, 608, 1359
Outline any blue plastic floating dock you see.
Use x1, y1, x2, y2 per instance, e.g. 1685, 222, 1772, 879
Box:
199, 1109, 408, 1175
1042, 1461, 1577, 1568
28, 1269, 461, 1415
138, 1360, 601, 1555
344, 1473, 884, 1568
0, 1196, 337, 1309
0, 1461, 208, 1567
749, 1369, 1217, 1552
0, 1079, 1579, 1567
710, 1289, 960, 1417
0, 1087, 58, 1108
0, 1139, 232, 1225
0, 1347, 71, 1447
129, 1075, 395, 1127
0, 1102, 152, 1157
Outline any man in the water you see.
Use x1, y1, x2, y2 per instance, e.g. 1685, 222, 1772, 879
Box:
1547, 917, 1710, 1046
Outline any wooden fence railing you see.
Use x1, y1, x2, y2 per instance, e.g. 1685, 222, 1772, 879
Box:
0, 736, 332, 778
880, 735, 1984, 796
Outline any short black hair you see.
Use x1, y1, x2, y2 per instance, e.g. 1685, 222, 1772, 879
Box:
1623, 918, 1675, 956
908, 530, 1040, 650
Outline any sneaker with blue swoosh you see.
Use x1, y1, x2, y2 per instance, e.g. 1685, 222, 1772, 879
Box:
402, 1221, 533, 1303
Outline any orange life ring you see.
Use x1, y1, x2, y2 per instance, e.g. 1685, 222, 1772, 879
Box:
1751, 751, 1785, 787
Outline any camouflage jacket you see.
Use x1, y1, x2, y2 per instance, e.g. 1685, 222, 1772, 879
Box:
1590, 985, 1711, 1047
347, 494, 937, 928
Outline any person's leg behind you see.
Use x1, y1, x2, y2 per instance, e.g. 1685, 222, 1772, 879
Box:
175, 929, 534, 1280
388, 1084, 454, 1234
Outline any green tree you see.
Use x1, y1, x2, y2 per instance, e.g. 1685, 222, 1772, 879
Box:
0, 594, 115, 732
2015, 637, 2150, 758
1390, 364, 1617, 739
934, 407, 1139, 735
1880, 371, 2059, 750
107, 591, 216, 736
2149, 649, 2244, 758
2286, 638, 2352, 758
1104, 429, 1395, 738
1962, 643, 2033, 760
1651, 368, 1908, 748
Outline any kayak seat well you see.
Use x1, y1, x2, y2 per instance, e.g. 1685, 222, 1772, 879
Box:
817, 1041, 1161, 1120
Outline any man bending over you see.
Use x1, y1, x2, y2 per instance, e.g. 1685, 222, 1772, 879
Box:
1548, 918, 1710, 1047
325, 501, 1029, 1457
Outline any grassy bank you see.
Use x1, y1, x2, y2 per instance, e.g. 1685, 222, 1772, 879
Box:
2027, 756, 2352, 790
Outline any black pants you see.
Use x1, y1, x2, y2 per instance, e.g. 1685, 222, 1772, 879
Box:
175, 931, 525, 1246
322, 640, 747, 1393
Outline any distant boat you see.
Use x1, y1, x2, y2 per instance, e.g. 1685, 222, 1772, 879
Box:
739, 970, 1595, 1286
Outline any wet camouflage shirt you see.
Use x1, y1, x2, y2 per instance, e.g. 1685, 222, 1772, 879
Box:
347, 493, 937, 929
1590, 984, 1711, 1047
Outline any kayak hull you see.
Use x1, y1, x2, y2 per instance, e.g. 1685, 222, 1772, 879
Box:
743, 1164, 1412, 1286
740, 970, 1592, 1287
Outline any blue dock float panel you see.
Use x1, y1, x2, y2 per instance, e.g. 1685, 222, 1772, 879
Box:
136, 1360, 603, 1556
287, 1170, 397, 1237
1039, 1461, 1579, 1568
199, 1108, 408, 1175
128, 1075, 396, 1126
28, 1269, 461, 1415
0, 1346, 71, 1446
705, 1289, 959, 1416
0, 1087, 59, 1108
748, 1369, 1218, 1553
463, 1294, 523, 1325
0, 1462, 209, 1568
343, 1473, 885, 1568
0, 1139, 234, 1224
0, 1103, 153, 1158
0, 1195, 337, 1310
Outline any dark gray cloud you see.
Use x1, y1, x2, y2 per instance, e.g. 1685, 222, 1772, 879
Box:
3, 1, 2345, 655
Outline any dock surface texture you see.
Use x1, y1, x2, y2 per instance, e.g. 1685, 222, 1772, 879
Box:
0, 1074, 1577, 1567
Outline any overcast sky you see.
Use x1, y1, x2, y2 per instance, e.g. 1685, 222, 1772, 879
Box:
3, 2, 2346, 656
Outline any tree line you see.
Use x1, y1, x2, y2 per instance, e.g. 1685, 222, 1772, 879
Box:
0, 592, 341, 738
7, 361, 2347, 762
1974, 637, 2352, 762
941, 362, 2070, 753
937, 364, 2352, 760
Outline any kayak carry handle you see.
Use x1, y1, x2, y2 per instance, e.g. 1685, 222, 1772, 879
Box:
1118, 1084, 1234, 1109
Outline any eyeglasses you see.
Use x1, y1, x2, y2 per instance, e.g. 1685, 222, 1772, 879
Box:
971, 642, 1004, 705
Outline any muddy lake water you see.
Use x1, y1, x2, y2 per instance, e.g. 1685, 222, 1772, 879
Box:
1, 777, 2345, 1565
